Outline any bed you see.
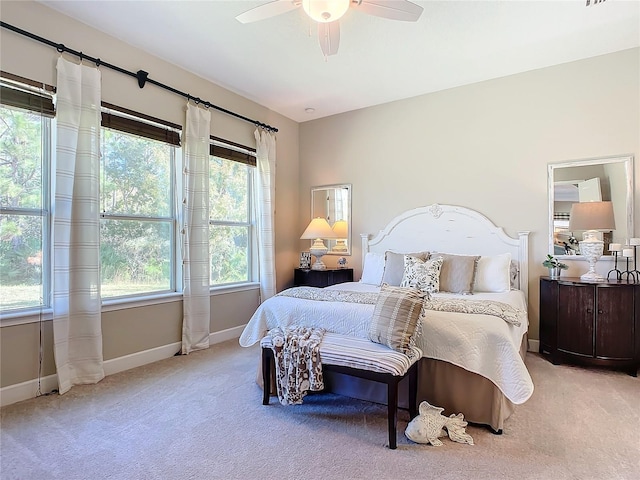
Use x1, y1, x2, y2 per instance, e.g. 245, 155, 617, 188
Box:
240, 203, 533, 432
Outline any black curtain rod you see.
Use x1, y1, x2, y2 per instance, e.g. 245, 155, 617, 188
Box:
1, 21, 278, 133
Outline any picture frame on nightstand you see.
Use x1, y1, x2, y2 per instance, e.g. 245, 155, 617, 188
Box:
299, 251, 311, 269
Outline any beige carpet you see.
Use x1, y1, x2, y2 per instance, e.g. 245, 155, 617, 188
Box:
1, 339, 638, 480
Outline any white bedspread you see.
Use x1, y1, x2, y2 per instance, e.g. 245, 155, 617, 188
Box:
239, 282, 534, 404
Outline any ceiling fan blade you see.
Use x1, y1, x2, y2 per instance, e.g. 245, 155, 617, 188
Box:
318, 21, 340, 56
236, 0, 300, 24
355, 0, 423, 22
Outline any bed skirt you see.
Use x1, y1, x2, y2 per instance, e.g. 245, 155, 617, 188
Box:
257, 334, 528, 433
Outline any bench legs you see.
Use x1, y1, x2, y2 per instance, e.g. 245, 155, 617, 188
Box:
262, 347, 272, 405
387, 379, 398, 449
387, 362, 418, 449
261, 346, 419, 449
408, 361, 418, 419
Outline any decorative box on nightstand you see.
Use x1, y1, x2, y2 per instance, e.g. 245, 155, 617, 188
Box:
294, 268, 353, 288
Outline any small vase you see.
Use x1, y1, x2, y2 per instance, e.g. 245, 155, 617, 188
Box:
549, 267, 562, 279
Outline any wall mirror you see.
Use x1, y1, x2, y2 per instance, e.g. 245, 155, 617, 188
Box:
548, 155, 634, 258
311, 184, 351, 255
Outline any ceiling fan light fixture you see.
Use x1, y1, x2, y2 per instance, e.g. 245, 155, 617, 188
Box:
302, 0, 350, 23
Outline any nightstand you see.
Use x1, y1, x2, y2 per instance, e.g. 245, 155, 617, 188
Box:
294, 268, 353, 288
539, 276, 639, 376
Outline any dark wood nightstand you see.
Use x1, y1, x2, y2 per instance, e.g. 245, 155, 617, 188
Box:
539, 276, 639, 376
294, 268, 353, 288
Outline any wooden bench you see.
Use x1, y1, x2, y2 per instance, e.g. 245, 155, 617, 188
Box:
260, 332, 421, 449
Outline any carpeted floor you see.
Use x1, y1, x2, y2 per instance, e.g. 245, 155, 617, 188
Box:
1, 339, 638, 480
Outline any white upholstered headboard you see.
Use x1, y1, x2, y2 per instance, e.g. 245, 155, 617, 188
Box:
361, 204, 530, 302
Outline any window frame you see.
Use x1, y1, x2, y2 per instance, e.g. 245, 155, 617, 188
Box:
98, 111, 180, 301
0, 74, 262, 324
0, 81, 53, 314
208, 140, 257, 288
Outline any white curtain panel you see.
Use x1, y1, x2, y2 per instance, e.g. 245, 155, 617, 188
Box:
181, 104, 211, 354
254, 129, 276, 301
52, 57, 104, 394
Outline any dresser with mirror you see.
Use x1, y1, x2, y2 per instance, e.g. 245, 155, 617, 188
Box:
541, 154, 638, 376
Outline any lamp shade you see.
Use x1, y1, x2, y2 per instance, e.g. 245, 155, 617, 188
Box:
332, 219, 348, 238
301, 217, 338, 240
568, 201, 616, 231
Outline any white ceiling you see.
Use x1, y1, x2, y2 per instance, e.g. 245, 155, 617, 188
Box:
40, 0, 640, 123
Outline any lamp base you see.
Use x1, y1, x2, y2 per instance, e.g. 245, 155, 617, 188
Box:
311, 259, 327, 270
580, 271, 606, 282
331, 240, 348, 253
309, 247, 328, 270
579, 239, 606, 282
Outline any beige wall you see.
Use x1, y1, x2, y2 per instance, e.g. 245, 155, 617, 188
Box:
1, 0, 638, 391
299, 48, 640, 340
0, 1, 299, 388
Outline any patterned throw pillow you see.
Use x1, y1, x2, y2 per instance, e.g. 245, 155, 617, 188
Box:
368, 284, 426, 355
400, 255, 444, 293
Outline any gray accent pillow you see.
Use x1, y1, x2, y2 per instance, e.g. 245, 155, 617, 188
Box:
431, 253, 480, 294
368, 284, 426, 355
381, 251, 429, 286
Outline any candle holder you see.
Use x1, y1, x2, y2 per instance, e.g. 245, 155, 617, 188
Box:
621, 246, 638, 283
630, 245, 640, 283
606, 251, 622, 281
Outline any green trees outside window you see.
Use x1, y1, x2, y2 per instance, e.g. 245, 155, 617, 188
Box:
0, 105, 49, 311
0, 82, 257, 313
209, 156, 252, 285
100, 128, 174, 298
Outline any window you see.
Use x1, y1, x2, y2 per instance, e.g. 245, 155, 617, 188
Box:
209, 142, 256, 286
0, 73, 259, 315
99, 112, 178, 299
0, 80, 53, 312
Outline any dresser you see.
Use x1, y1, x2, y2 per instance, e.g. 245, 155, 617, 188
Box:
293, 268, 353, 288
539, 277, 639, 376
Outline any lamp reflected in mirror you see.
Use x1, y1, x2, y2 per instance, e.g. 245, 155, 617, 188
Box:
311, 184, 351, 255
331, 220, 348, 253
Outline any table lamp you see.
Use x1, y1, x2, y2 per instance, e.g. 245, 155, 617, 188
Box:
301, 217, 337, 270
568, 201, 616, 281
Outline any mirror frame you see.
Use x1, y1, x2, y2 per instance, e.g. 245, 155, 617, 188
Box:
311, 183, 352, 256
548, 154, 634, 259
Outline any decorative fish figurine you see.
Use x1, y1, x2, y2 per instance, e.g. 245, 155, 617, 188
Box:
405, 401, 474, 446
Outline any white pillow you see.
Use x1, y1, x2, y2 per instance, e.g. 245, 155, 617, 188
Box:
360, 252, 385, 285
474, 253, 512, 293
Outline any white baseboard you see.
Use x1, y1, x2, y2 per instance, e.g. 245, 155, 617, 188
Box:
0, 324, 247, 408
103, 341, 182, 377
0, 374, 59, 408
209, 324, 245, 345
528, 339, 540, 353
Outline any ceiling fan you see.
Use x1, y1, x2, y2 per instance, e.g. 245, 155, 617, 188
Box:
236, 0, 424, 57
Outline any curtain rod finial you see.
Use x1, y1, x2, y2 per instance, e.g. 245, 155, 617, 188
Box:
136, 70, 148, 89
